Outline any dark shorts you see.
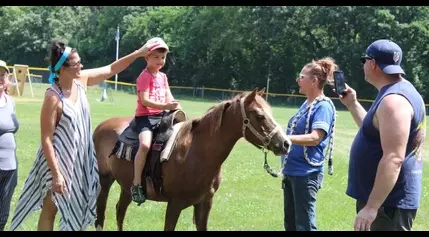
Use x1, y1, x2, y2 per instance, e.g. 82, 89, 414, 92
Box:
135, 112, 166, 134
0, 169, 18, 231
356, 200, 417, 231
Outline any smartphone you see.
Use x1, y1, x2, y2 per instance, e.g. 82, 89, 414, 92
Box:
333, 70, 346, 96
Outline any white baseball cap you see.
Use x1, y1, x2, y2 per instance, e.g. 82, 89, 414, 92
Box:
0, 60, 9, 73
146, 37, 169, 52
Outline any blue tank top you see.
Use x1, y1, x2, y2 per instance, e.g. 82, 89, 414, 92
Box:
346, 79, 425, 209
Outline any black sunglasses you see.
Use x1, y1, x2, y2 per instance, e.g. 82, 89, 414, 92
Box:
360, 56, 374, 64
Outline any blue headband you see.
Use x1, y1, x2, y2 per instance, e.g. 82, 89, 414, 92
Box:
48, 46, 72, 84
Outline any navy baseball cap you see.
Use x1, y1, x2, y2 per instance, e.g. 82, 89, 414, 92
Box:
363, 39, 405, 75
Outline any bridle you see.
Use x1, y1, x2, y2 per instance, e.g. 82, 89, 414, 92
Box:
239, 97, 284, 178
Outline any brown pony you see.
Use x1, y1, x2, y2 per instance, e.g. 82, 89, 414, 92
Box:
93, 88, 291, 231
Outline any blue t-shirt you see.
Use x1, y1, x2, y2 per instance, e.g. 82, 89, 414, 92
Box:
282, 99, 335, 176
346, 79, 425, 209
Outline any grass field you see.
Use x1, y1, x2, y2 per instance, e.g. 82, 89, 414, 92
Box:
5, 84, 429, 231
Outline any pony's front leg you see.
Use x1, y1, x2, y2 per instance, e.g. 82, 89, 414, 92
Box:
193, 169, 221, 231
193, 197, 213, 231
164, 200, 185, 231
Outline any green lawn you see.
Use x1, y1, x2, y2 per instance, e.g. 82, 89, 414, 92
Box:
5, 84, 429, 231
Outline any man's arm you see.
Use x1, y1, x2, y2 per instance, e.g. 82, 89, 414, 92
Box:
365, 94, 413, 210
346, 101, 367, 128
339, 85, 367, 128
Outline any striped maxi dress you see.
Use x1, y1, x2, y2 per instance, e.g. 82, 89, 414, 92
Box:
10, 80, 100, 231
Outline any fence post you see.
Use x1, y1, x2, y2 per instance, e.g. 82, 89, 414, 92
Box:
201, 86, 204, 99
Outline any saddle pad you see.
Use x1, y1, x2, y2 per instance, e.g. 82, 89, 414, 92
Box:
160, 122, 185, 162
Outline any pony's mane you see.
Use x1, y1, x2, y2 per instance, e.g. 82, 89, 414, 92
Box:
188, 91, 272, 135
189, 92, 248, 135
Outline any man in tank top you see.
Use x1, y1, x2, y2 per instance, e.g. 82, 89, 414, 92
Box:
339, 39, 425, 231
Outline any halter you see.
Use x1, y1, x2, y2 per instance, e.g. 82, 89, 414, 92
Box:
239, 97, 284, 177
240, 97, 281, 148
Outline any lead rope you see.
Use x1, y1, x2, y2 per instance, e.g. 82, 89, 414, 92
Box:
263, 148, 280, 177
280, 96, 336, 176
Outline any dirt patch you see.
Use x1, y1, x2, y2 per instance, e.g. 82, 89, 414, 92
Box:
13, 97, 42, 102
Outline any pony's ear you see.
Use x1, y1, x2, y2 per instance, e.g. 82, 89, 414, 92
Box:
223, 101, 232, 111
257, 88, 266, 96
245, 88, 258, 103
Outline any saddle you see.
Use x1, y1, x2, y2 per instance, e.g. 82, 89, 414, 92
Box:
110, 109, 188, 197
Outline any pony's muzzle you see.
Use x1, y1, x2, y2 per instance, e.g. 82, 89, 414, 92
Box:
268, 136, 291, 156
280, 133, 292, 154
283, 140, 290, 151
281, 140, 291, 154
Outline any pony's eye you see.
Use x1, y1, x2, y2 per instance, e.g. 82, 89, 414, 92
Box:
257, 115, 265, 120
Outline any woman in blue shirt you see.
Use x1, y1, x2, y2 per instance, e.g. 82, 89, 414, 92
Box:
281, 57, 338, 231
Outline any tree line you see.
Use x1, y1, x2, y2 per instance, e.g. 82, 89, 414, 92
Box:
1, 6, 428, 101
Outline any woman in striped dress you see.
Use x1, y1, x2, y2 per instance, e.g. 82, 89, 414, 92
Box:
10, 40, 151, 231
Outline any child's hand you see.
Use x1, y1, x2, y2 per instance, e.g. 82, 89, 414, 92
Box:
165, 101, 180, 110
173, 100, 182, 110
